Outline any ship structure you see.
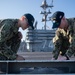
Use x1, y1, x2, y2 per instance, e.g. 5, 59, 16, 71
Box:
25, 0, 55, 52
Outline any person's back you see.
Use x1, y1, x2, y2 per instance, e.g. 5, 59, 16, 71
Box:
0, 19, 20, 60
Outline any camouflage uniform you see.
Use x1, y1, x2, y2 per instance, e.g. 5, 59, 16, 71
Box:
53, 28, 70, 59
0, 19, 21, 60
53, 18, 75, 59
66, 18, 75, 57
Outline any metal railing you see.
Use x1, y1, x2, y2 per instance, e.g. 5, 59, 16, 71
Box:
0, 60, 75, 74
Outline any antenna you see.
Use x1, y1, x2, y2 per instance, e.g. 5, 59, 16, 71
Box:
40, 0, 54, 30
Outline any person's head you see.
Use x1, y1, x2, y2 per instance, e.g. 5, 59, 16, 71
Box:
51, 11, 68, 29
19, 13, 35, 30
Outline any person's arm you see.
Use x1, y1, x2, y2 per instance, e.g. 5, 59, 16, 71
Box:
52, 30, 63, 60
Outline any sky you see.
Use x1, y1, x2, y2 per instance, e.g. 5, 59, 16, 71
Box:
0, 0, 75, 41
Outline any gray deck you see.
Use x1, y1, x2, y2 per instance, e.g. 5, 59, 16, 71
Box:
17, 52, 75, 60
0, 52, 75, 74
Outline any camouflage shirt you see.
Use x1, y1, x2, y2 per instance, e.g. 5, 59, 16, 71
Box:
53, 18, 75, 59
66, 18, 75, 57
0, 19, 19, 60
0, 19, 19, 42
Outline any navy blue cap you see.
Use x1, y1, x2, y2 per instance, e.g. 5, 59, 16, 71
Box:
24, 13, 35, 29
52, 22, 60, 29
51, 11, 64, 29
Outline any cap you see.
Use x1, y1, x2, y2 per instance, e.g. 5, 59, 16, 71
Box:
23, 13, 35, 29
51, 11, 64, 29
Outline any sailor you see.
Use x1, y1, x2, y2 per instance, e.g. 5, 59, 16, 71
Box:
51, 11, 75, 60
0, 13, 35, 60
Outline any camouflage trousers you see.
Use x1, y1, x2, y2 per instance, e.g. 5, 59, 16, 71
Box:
0, 33, 21, 60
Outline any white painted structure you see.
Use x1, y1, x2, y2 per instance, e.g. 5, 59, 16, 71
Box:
25, 28, 55, 52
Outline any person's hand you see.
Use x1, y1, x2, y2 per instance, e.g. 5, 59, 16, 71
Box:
16, 55, 25, 60
18, 32, 23, 40
57, 55, 67, 60
51, 58, 56, 60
